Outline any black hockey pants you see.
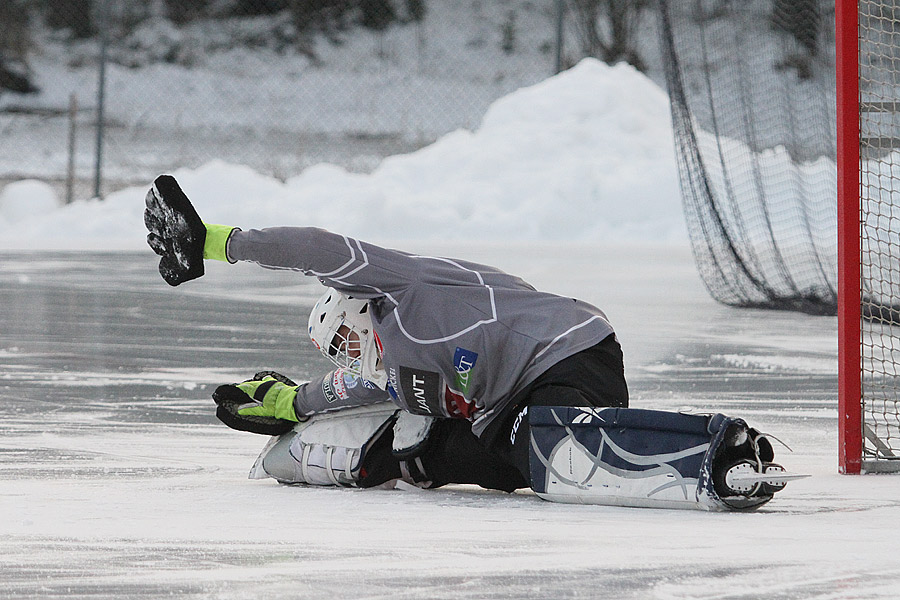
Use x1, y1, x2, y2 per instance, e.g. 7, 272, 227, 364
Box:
418, 334, 629, 491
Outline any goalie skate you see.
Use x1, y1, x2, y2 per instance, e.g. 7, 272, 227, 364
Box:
722, 461, 809, 496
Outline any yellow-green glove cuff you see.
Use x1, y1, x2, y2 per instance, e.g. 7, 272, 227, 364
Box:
203, 223, 238, 263
236, 378, 300, 422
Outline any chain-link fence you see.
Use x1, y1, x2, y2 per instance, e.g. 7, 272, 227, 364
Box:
0, 1, 659, 203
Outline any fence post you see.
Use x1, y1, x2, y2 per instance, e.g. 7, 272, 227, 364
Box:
93, 0, 110, 200
555, 0, 565, 74
66, 93, 78, 205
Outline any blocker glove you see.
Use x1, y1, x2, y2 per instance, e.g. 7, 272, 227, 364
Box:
213, 371, 303, 436
144, 174, 238, 285
144, 175, 207, 286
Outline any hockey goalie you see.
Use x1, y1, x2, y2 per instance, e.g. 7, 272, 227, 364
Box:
144, 175, 804, 511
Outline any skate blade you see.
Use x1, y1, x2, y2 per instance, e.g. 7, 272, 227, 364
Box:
727, 471, 810, 486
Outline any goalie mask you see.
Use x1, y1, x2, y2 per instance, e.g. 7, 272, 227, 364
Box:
308, 289, 386, 389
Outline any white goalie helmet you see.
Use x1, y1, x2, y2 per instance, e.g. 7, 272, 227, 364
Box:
307, 288, 386, 388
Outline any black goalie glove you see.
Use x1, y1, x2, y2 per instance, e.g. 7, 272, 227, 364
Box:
212, 371, 302, 436
144, 174, 206, 286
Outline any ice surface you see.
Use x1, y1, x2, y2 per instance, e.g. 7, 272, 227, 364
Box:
0, 248, 896, 600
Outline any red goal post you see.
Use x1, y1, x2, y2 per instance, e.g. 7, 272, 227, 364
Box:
837, 0, 900, 474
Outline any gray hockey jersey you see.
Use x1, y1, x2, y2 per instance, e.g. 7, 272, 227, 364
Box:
226, 227, 615, 437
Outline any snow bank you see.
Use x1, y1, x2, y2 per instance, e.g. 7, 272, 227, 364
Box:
0, 180, 62, 227
0, 59, 686, 250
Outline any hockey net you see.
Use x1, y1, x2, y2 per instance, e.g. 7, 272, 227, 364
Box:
659, 1, 837, 315
849, 0, 900, 472
660, 0, 900, 473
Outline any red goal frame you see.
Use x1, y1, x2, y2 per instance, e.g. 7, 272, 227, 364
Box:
836, 0, 861, 474
837, 0, 900, 474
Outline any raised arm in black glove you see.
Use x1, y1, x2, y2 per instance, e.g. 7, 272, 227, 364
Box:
143, 174, 207, 286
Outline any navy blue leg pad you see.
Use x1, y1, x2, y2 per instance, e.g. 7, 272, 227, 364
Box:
528, 406, 773, 511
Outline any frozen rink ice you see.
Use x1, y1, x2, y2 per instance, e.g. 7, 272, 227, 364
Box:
0, 245, 898, 600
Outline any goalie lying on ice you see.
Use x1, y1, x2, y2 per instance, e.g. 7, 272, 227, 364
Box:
144, 174, 803, 511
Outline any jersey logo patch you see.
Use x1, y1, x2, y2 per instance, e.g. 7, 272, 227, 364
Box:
322, 371, 350, 403
343, 372, 359, 389
445, 387, 476, 419
453, 347, 478, 395
398, 366, 442, 415
322, 379, 337, 404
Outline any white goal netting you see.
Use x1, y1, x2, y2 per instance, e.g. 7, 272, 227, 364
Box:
659, 0, 900, 470
860, 0, 900, 469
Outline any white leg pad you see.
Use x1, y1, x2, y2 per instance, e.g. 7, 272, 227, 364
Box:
249, 402, 398, 486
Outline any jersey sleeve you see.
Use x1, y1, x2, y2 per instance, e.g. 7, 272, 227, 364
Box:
293, 369, 393, 417
226, 226, 419, 299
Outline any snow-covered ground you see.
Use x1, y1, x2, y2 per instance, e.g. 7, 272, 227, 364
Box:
0, 60, 686, 248
0, 0, 567, 188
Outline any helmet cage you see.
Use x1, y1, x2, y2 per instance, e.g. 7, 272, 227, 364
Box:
308, 289, 385, 387
324, 313, 367, 376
